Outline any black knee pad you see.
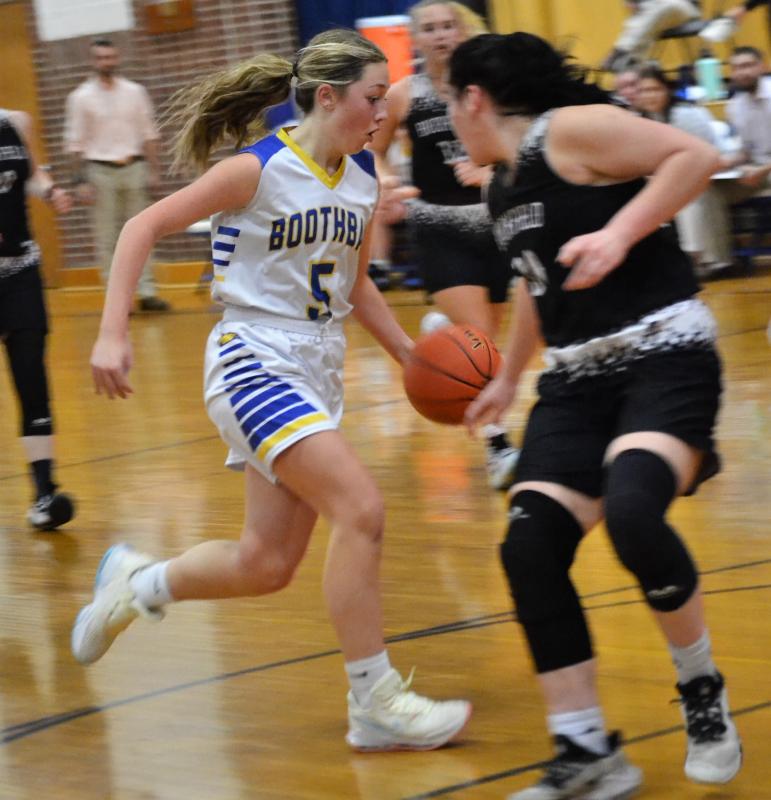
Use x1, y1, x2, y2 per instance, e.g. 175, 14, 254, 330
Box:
4, 328, 52, 436
500, 490, 591, 673
604, 449, 698, 612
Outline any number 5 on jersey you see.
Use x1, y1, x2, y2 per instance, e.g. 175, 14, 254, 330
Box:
307, 261, 335, 321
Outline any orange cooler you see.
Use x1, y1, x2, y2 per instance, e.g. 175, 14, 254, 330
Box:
356, 15, 413, 82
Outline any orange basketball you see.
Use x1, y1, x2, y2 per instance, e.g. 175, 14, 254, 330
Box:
403, 325, 501, 425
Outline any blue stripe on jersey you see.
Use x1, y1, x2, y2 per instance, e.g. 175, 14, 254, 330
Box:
246, 401, 317, 452
213, 241, 236, 253
238, 387, 297, 431
213, 258, 230, 267
219, 341, 244, 355
223, 354, 254, 368
217, 225, 241, 237
224, 362, 268, 382
235, 384, 293, 425
228, 376, 281, 403
351, 149, 376, 178
240, 134, 285, 168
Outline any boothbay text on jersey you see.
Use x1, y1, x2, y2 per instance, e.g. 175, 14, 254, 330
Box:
268, 206, 367, 251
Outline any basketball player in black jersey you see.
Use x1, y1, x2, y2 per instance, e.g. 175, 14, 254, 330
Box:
447, 33, 742, 798
371, 0, 519, 491
0, 109, 76, 531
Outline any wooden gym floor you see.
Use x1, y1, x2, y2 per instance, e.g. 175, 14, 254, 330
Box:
0, 271, 769, 799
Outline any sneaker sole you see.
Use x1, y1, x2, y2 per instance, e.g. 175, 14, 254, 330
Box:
72, 594, 138, 665
346, 703, 473, 753
686, 744, 743, 784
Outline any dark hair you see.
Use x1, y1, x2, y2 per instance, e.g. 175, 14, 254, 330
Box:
730, 45, 764, 61
90, 38, 115, 49
636, 65, 676, 120
448, 32, 609, 114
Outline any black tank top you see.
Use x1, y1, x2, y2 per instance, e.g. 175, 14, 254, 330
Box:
487, 112, 699, 347
0, 112, 33, 259
404, 73, 480, 206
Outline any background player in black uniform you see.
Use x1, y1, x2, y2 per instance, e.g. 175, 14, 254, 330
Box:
371, 0, 519, 490
447, 33, 742, 798
0, 109, 75, 530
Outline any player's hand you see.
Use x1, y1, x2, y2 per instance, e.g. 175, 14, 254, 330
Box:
375, 175, 420, 225
453, 160, 491, 188
464, 374, 518, 434
49, 187, 73, 214
75, 181, 96, 205
91, 333, 134, 399
557, 228, 630, 290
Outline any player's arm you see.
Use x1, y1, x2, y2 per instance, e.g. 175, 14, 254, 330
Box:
464, 279, 542, 431
92, 153, 262, 398
549, 105, 720, 290
10, 111, 72, 214
350, 221, 414, 366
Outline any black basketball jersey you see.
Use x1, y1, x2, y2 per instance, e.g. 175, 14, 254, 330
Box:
404, 73, 480, 206
487, 112, 699, 347
0, 112, 32, 253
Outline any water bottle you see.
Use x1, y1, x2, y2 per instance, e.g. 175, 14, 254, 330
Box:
695, 49, 725, 101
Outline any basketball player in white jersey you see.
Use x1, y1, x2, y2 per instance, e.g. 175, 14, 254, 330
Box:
71, 29, 471, 752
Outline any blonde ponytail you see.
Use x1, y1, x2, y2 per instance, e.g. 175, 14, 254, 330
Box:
165, 30, 385, 173
166, 54, 293, 173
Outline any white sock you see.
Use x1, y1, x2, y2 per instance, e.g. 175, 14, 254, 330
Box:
345, 651, 391, 707
129, 560, 174, 609
669, 631, 718, 685
547, 706, 609, 755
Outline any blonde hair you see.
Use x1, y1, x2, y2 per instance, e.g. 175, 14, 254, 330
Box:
167, 29, 385, 172
408, 0, 488, 40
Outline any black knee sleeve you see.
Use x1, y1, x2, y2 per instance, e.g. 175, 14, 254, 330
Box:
604, 449, 698, 612
500, 490, 591, 673
5, 329, 52, 436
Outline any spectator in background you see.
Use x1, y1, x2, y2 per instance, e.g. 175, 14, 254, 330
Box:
602, 0, 700, 72
708, 47, 771, 262
612, 67, 642, 107
65, 38, 169, 312
636, 65, 734, 274
725, 47, 771, 182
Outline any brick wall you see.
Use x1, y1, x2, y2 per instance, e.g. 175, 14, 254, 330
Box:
27, 0, 298, 269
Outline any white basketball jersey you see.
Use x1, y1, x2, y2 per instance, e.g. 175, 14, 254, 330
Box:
209, 128, 377, 323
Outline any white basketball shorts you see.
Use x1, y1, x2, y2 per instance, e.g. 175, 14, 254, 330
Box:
203, 314, 345, 483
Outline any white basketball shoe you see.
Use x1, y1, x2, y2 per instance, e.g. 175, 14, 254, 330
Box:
71, 543, 164, 665
346, 668, 472, 751
677, 673, 742, 784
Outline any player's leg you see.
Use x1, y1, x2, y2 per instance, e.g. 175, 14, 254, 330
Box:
71, 463, 317, 664
503, 481, 642, 799
604, 431, 742, 784
2, 268, 74, 530
272, 429, 471, 751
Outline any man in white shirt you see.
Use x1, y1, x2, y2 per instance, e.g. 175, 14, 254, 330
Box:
709, 47, 771, 269
727, 47, 771, 179
65, 39, 169, 311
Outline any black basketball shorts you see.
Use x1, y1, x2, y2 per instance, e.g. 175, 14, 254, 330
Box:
0, 265, 48, 336
408, 204, 512, 303
514, 346, 723, 498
